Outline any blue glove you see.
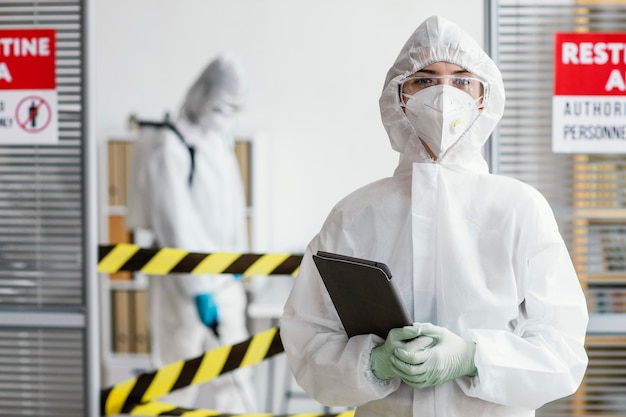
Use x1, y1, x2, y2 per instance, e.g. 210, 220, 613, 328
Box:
195, 293, 219, 336
391, 323, 477, 388
370, 326, 422, 380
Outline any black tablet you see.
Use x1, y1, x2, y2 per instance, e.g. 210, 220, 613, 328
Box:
312, 251, 412, 339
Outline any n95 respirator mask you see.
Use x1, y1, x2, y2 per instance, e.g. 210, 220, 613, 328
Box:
404, 85, 480, 160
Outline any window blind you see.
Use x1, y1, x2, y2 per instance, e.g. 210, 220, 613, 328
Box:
0, 0, 91, 415
489, 0, 626, 415
0, 328, 84, 416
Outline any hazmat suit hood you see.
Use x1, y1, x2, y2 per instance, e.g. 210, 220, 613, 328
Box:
180, 53, 248, 135
379, 15, 505, 173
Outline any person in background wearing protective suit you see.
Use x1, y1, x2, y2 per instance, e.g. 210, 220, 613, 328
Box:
126, 53, 256, 412
280, 15, 588, 417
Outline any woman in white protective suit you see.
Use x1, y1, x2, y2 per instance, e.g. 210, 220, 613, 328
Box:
126, 53, 256, 412
280, 15, 588, 417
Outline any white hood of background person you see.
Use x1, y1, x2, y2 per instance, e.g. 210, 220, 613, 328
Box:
180, 52, 248, 139
280, 15, 588, 417
379, 15, 505, 173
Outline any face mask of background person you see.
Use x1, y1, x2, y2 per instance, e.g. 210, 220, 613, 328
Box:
197, 98, 241, 135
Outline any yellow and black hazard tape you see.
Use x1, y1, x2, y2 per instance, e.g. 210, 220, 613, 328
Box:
126, 400, 355, 417
101, 327, 284, 416
98, 243, 303, 276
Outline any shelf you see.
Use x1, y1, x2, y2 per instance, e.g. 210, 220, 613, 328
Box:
587, 313, 626, 334
106, 206, 128, 216
107, 277, 149, 291
579, 273, 626, 283
574, 209, 626, 220
101, 353, 152, 387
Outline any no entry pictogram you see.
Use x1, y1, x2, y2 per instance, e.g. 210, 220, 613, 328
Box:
15, 95, 52, 133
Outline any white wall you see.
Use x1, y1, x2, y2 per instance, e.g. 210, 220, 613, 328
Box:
95, 0, 485, 253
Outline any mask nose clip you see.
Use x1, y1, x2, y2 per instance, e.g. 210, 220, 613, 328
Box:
428, 88, 466, 113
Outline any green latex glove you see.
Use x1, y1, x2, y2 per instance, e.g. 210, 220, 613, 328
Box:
392, 323, 477, 388
370, 326, 421, 380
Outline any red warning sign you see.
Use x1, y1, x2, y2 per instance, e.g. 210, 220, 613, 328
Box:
553, 32, 626, 153
554, 32, 626, 96
0, 28, 58, 144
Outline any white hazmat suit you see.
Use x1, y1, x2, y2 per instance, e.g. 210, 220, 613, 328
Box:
126, 54, 256, 412
280, 16, 588, 417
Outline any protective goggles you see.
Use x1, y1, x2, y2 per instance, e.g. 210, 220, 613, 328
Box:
399, 75, 487, 106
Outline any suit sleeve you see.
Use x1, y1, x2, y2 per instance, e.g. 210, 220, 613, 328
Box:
459, 190, 589, 409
